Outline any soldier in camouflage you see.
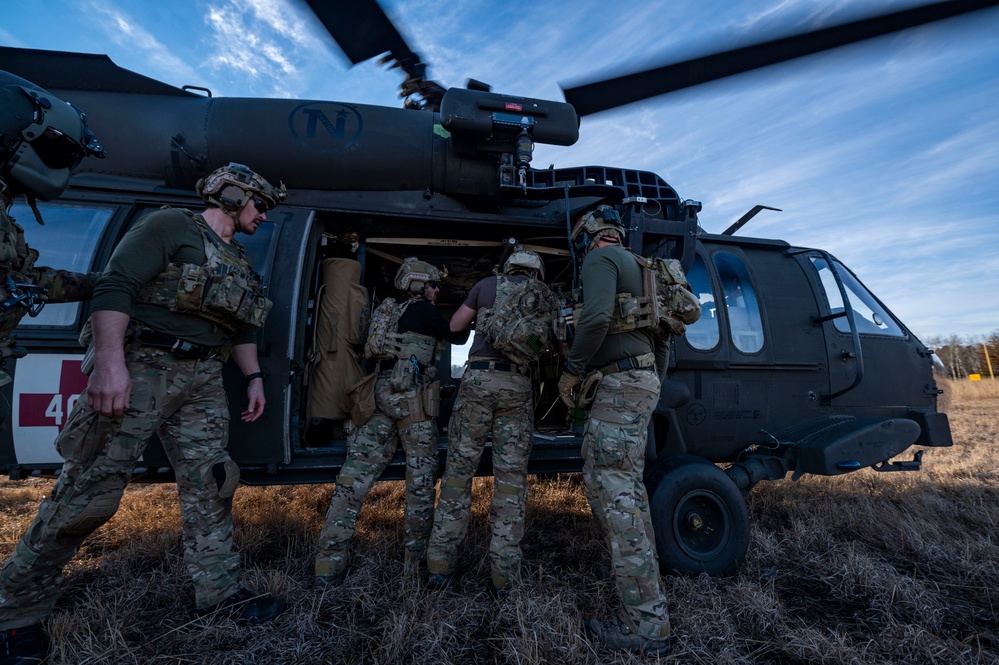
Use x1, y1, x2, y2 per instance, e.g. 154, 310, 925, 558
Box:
425, 249, 550, 596
0, 70, 105, 400
315, 258, 469, 585
0, 162, 287, 664
557, 205, 675, 655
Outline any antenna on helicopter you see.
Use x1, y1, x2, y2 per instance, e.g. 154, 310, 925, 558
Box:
723, 205, 782, 236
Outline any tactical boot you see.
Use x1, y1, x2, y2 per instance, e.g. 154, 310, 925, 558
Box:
585, 617, 672, 655
1, 623, 47, 665
197, 588, 286, 626
425, 571, 456, 590
315, 571, 346, 588
489, 559, 538, 599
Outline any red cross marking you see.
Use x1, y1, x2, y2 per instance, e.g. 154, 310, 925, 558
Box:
19, 359, 87, 430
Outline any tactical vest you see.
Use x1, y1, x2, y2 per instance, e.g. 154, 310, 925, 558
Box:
137, 209, 271, 334
477, 275, 557, 368
364, 297, 437, 366
578, 253, 701, 339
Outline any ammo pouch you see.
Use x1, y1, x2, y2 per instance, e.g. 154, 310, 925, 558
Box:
399, 378, 440, 430
175, 263, 272, 330
389, 357, 418, 393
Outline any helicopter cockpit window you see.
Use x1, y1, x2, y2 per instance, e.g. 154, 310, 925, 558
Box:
714, 252, 764, 354
811, 257, 904, 337
681, 255, 719, 351
10, 202, 113, 328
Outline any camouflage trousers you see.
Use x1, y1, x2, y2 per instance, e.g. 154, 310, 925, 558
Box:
426, 369, 533, 589
315, 373, 438, 578
582, 368, 671, 640
0, 347, 239, 630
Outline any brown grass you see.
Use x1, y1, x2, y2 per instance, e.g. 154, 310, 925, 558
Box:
2, 392, 997, 664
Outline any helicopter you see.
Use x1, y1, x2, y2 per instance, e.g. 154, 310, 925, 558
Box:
1, 0, 987, 577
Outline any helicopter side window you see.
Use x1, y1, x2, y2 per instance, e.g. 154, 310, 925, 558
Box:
714, 252, 764, 354
681, 255, 719, 351
10, 202, 114, 329
811, 257, 904, 337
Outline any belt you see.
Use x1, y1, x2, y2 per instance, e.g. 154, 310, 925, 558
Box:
136, 329, 221, 360
596, 352, 656, 376
467, 360, 516, 373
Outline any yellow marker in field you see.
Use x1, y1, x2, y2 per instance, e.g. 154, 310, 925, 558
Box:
969, 374, 981, 381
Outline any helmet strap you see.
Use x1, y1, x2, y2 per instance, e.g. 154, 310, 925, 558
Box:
25, 192, 45, 225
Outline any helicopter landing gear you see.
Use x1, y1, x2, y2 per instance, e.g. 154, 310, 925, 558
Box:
645, 455, 750, 577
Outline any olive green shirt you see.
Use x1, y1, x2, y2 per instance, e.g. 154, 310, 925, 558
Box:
93, 208, 255, 347
566, 244, 668, 380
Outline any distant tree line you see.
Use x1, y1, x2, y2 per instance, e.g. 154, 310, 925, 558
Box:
924, 329, 999, 380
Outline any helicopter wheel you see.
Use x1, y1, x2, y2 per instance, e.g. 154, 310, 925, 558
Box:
645, 455, 749, 577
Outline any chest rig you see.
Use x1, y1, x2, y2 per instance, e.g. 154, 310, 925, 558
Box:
138, 210, 271, 334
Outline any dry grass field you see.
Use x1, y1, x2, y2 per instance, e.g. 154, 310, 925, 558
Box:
1, 379, 996, 664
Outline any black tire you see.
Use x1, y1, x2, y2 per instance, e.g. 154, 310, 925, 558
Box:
646, 455, 749, 577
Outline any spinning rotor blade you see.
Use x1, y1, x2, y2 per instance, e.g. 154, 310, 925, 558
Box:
302, 0, 444, 109
563, 0, 999, 116
303, 0, 413, 65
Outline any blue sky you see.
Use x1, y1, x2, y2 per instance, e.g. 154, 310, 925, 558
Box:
3, 0, 997, 343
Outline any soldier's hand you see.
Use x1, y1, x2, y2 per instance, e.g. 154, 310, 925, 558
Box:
558, 372, 581, 408
241, 380, 266, 422
86, 359, 131, 417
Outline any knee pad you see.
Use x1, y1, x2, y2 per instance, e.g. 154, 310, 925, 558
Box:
61, 493, 122, 537
210, 459, 241, 499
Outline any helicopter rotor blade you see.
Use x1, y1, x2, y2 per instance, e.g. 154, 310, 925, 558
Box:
562, 0, 999, 116
303, 0, 412, 65
302, 0, 445, 109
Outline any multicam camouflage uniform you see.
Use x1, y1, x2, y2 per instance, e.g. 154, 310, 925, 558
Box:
426, 273, 541, 590
0, 206, 267, 628
315, 291, 464, 580
565, 244, 672, 641
0, 347, 237, 627
315, 372, 439, 578
426, 365, 533, 588
0, 207, 97, 388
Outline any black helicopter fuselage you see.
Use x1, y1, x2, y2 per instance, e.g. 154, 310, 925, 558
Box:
0, 46, 953, 576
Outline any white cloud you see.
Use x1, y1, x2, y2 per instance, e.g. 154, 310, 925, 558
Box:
83, 0, 200, 86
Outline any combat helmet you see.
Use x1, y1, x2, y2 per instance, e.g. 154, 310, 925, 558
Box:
395, 257, 444, 295
0, 70, 105, 213
196, 162, 287, 215
502, 246, 546, 280
571, 204, 625, 253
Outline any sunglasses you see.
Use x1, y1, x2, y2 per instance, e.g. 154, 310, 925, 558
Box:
250, 196, 270, 213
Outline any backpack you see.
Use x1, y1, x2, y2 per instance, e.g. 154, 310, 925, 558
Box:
364, 297, 411, 360
634, 254, 702, 339
478, 276, 559, 367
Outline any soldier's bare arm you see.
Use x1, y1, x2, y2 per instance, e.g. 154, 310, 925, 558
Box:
449, 304, 476, 333
231, 342, 265, 422
87, 309, 132, 417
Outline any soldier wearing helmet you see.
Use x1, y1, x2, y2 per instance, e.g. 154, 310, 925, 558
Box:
316, 257, 469, 586
558, 204, 674, 654
426, 245, 557, 597
0, 71, 106, 396
0, 163, 287, 658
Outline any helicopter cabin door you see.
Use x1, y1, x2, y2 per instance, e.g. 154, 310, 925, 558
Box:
802, 253, 935, 412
